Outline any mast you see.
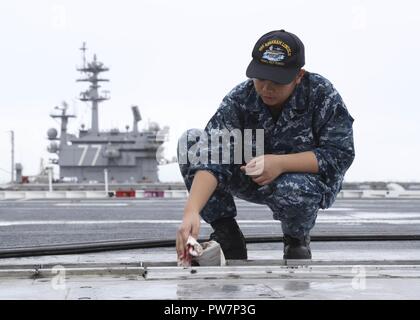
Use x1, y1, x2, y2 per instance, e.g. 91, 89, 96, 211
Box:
50, 101, 75, 146
76, 43, 109, 134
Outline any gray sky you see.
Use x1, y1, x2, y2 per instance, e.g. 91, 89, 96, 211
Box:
1, 0, 419, 183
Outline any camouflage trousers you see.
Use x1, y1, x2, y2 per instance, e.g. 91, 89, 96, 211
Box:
178, 129, 328, 238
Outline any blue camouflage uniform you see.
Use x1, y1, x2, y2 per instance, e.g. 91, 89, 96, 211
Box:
177, 71, 355, 238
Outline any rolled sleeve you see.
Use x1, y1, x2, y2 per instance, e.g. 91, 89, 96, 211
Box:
188, 164, 231, 190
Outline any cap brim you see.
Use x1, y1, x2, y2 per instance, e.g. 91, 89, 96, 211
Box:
246, 59, 300, 85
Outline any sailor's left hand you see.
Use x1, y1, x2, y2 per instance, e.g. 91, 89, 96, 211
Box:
240, 154, 284, 186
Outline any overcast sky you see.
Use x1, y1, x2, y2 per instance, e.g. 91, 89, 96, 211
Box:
1, 0, 419, 183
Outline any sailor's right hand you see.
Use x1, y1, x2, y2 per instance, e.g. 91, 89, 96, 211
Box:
176, 212, 201, 262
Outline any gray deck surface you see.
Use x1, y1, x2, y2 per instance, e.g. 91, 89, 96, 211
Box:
1, 198, 420, 299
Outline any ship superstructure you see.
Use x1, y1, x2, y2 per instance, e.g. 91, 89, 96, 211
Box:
47, 43, 166, 183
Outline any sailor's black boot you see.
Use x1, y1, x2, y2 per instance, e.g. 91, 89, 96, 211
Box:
283, 234, 312, 259
209, 217, 247, 259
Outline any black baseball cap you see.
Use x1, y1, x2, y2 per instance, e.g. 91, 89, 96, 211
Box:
246, 29, 305, 85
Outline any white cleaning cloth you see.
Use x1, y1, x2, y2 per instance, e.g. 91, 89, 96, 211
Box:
178, 236, 226, 267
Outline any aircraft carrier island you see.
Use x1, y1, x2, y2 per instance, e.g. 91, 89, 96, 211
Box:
46, 43, 167, 184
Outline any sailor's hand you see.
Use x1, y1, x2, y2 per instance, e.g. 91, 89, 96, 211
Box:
240, 154, 284, 186
176, 211, 201, 263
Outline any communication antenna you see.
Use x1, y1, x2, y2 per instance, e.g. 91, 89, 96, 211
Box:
80, 42, 87, 68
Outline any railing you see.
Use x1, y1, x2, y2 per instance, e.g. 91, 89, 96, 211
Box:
1, 189, 420, 200
0, 190, 188, 200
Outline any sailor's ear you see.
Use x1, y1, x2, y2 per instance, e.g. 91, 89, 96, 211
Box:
295, 69, 306, 85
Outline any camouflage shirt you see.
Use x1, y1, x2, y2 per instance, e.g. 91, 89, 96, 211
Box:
189, 71, 355, 203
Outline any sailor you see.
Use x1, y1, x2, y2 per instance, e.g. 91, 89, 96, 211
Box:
176, 29, 355, 262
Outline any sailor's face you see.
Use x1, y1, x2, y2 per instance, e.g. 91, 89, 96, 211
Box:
253, 69, 305, 109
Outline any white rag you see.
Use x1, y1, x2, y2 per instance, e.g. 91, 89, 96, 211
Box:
178, 236, 226, 267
